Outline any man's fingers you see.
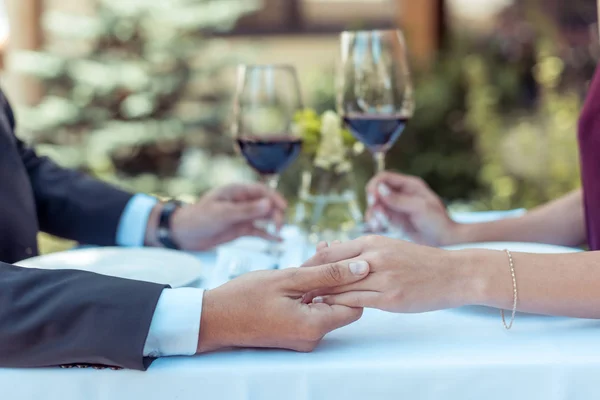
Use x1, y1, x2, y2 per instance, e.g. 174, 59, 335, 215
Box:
272, 208, 285, 231
300, 241, 363, 268
313, 291, 380, 309
198, 223, 281, 249
240, 183, 288, 210
247, 227, 283, 242
310, 304, 364, 332
268, 190, 288, 210
286, 260, 370, 293
226, 198, 272, 222
219, 183, 287, 209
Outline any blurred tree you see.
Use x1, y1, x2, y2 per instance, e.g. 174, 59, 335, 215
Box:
12, 0, 259, 202
464, 38, 582, 211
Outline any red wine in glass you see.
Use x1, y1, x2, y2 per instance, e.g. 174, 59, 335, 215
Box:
236, 136, 303, 176
343, 114, 409, 154
233, 64, 303, 261
339, 30, 413, 236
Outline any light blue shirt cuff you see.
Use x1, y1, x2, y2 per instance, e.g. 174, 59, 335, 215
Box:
116, 194, 158, 247
143, 288, 204, 357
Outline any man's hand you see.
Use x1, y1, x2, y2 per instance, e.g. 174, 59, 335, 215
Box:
366, 172, 458, 246
196, 260, 370, 353
146, 183, 287, 251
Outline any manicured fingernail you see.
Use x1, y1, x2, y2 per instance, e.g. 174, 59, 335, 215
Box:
378, 184, 391, 197
368, 218, 380, 232
349, 260, 369, 275
367, 193, 376, 206
332, 240, 341, 245
374, 210, 389, 225
312, 296, 324, 304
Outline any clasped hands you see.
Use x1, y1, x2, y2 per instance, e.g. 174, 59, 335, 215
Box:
161, 178, 481, 354
197, 235, 481, 354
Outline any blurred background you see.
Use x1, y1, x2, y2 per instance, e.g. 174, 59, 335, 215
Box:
0, 0, 597, 251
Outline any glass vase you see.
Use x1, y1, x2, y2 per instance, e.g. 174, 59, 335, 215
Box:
294, 164, 363, 245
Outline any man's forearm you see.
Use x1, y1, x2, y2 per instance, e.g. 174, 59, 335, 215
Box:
447, 189, 586, 247
0, 262, 166, 369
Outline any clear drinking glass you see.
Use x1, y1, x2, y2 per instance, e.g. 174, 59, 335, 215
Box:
338, 29, 414, 173
233, 64, 304, 255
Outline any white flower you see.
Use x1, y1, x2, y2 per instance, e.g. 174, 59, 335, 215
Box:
315, 111, 349, 171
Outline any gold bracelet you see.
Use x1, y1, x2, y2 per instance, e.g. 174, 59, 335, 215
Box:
501, 249, 518, 329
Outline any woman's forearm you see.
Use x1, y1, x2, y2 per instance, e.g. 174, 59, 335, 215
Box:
461, 249, 600, 318
449, 190, 586, 247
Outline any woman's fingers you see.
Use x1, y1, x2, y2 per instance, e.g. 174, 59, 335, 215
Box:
272, 208, 285, 231
300, 241, 363, 268
302, 270, 385, 303
365, 205, 390, 232
367, 172, 428, 196
379, 192, 425, 215
316, 241, 329, 251
313, 291, 381, 309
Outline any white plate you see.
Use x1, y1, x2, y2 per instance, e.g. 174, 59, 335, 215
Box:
17, 247, 203, 288
443, 241, 582, 253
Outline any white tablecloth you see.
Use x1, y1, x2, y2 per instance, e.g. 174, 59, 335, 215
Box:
5, 210, 600, 400
4, 308, 600, 400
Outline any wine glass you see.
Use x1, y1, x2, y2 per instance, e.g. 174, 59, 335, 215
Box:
233, 64, 303, 256
338, 29, 414, 174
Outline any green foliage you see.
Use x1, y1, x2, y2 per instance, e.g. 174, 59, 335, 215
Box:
463, 46, 581, 210
293, 108, 356, 156
387, 53, 483, 202
14, 0, 260, 199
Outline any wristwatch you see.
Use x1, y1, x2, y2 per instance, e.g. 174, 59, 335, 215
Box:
157, 200, 183, 250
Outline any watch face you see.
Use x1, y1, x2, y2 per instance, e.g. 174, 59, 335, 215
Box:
158, 227, 169, 239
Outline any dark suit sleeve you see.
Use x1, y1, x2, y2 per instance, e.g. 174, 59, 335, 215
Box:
4, 100, 135, 245
0, 261, 167, 370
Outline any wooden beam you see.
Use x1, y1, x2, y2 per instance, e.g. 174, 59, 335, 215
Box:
4, 0, 44, 105
397, 0, 445, 65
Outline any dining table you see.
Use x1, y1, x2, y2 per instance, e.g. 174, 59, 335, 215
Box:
3, 210, 599, 400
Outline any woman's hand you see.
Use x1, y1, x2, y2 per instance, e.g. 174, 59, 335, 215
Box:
302, 236, 484, 313
366, 172, 459, 246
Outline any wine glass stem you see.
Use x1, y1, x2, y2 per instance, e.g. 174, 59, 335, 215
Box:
265, 175, 280, 191
261, 175, 280, 236
260, 174, 282, 261
374, 152, 386, 173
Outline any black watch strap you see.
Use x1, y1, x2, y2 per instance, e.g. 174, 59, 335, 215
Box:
157, 200, 183, 250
